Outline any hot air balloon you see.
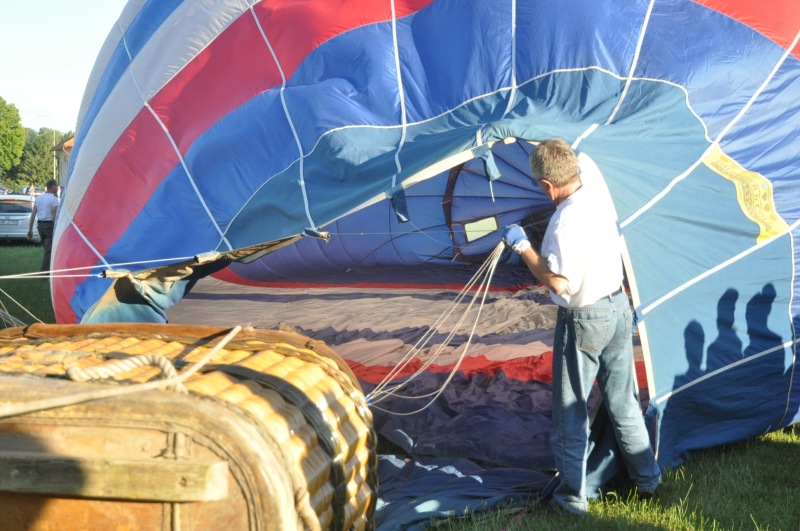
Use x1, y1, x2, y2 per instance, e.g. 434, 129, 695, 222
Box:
50, 0, 800, 527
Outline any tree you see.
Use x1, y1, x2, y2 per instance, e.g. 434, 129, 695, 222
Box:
0, 97, 26, 179
4, 128, 67, 190
14, 129, 57, 186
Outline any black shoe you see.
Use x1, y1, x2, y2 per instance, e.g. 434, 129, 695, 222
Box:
636, 486, 658, 500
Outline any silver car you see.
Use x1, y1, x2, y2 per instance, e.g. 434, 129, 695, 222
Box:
0, 195, 40, 243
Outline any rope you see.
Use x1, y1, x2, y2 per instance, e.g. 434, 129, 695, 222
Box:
366, 242, 505, 415
67, 354, 188, 393
0, 325, 242, 419
0, 255, 199, 281
0, 286, 43, 326
0, 227, 524, 283
0, 308, 27, 328
0, 226, 510, 282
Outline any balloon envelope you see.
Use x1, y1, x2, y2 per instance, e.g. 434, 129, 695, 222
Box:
54, 0, 800, 517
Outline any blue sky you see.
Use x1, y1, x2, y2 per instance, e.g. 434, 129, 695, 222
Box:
0, 0, 128, 133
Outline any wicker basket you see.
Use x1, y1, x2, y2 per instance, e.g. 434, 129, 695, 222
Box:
0, 323, 377, 530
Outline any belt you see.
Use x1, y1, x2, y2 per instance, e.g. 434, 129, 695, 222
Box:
38, 220, 54, 223
606, 287, 623, 300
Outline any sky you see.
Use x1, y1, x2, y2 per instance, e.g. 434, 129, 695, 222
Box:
0, 0, 129, 133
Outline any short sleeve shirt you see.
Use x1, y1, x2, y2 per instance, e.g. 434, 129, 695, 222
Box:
541, 153, 622, 308
35, 193, 59, 222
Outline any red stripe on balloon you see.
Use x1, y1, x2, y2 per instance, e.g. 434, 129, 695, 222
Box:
52, 225, 96, 323
73, 110, 179, 254
149, 13, 282, 155
694, 0, 800, 58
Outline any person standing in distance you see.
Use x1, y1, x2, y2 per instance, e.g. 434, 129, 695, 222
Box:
502, 138, 660, 516
28, 179, 59, 272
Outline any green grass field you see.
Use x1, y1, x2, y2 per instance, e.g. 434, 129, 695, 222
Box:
0, 242, 55, 325
2, 243, 799, 529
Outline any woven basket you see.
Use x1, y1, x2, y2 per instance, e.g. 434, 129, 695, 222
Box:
0, 323, 377, 531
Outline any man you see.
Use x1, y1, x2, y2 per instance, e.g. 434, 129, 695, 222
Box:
28, 179, 59, 272
502, 139, 660, 516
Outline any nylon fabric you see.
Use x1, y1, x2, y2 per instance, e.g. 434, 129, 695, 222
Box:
51, 0, 800, 519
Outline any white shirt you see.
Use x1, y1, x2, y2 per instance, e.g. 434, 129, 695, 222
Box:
541, 153, 622, 308
34, 192, 59, 221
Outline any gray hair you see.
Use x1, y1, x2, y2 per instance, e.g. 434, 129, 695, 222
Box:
529, 138, 579, 187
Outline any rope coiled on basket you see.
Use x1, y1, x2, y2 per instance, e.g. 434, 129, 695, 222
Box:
67, 354, 188, 393
0, 325, 242, 419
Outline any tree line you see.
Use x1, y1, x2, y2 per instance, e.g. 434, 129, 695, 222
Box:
0, 96, 71, 192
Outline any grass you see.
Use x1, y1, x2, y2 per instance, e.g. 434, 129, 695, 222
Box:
0, 241, 56, 325
2, 244, 799, 529
432, 425, 800, 530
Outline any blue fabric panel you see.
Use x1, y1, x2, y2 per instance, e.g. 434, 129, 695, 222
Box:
375, 455, 547, 531
105, 163, 225, 263
239, 176, 455, 278
235, 140, 548, 279
397, 0, 513, 122
362, 371, 556, 470
654, 338, 792, 469
642, 241, 795, 466
181, 89, 300, 236
286, 23, 401, 152
720, 60, 800, 223
73, 276, 115, 325
514, 0, 647, 82
637, 1, 783, 140
645, 260, 793, 403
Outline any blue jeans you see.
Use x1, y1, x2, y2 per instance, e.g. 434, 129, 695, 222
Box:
550, 290, 660, 514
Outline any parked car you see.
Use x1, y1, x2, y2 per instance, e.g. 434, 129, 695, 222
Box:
0, 183, 12, 195
0, 195, 40, 243
23, 186, 45, 197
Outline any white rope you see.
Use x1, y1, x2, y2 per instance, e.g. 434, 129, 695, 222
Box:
0, 228, 475, 283
367, 243, 505, 416
0, 255, 199, 282
0, 287, 43, 325
0, 326, 242, 419
67, 354, 188, 393
366, 243, 502, 401
0, 307, 27, 328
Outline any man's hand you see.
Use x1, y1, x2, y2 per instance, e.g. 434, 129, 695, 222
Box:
502, 224, 531, 255
27, 228, 33, 240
